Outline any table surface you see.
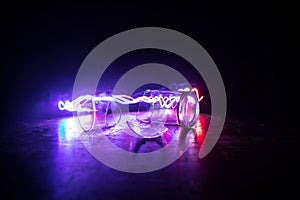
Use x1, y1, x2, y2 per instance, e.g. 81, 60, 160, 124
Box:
0, 114, 298, 199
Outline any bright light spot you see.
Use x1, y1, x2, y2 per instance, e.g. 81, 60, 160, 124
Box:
58, 117, 82, 141
178, 87, 191, 92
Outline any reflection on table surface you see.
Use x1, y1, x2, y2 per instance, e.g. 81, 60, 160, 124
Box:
58, 114, 210, 153
2, 113, 289, 199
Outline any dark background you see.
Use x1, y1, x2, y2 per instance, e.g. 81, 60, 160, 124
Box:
0, 2, 296, 199
1, 2, 292, 124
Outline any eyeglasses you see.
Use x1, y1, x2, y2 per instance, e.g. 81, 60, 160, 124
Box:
58, 88, 203, 138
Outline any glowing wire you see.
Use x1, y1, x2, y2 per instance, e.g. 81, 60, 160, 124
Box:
58, 88, 204, 112
191, 87, 203, 102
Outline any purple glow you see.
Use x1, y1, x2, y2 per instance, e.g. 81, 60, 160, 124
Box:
58, 88, 203, 112
57, 88, 203, 134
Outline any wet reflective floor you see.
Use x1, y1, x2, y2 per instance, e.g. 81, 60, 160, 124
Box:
0, 115, 298, 199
